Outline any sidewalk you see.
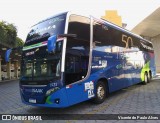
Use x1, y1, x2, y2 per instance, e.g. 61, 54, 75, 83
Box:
153, 73, 160, 80
0, 79, 18, 83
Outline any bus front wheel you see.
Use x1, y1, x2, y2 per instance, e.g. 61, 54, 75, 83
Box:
92, 81, 107, 104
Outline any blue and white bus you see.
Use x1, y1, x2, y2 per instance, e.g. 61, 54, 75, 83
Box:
6, 12, 156, 107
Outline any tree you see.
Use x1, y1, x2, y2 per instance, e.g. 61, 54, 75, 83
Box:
0, 21, 7, 46
0, 21, 21, 48
16, 37, 24, 47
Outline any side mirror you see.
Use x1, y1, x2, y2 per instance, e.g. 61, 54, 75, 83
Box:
47, 35, 57, 53
5, 49, 12, 62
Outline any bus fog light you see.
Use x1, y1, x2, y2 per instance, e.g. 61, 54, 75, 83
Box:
54, 98, 60, 104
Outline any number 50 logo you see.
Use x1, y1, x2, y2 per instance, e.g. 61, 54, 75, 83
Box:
122, 34, 133, 48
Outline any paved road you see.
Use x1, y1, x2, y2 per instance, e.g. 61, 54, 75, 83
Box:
0, 76, 160, 123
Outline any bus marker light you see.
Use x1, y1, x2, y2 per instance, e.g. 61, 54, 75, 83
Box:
66, 85, 72, 89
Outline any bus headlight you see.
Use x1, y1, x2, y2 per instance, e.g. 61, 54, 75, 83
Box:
46, 87, 60, 96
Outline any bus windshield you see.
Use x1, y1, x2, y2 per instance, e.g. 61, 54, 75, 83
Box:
22, 57, 60, 81
21, 44, 62, 83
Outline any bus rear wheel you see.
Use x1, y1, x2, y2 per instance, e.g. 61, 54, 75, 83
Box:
143, 72, 149, 85
92, 81, 107, 104
148, 71, 152, 82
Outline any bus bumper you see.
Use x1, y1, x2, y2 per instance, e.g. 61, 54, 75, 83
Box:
21, 88, 70, 108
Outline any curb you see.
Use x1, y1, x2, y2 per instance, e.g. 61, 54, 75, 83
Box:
0, 79, 18, 83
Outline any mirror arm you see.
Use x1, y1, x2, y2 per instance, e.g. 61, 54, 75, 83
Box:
58, 34, 77, 38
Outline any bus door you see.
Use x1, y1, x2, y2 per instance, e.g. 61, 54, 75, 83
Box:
64, 14, 91, 105
65, 50, 89, 105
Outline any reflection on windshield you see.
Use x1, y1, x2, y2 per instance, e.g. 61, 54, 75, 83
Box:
25, 63, 33, 77
26, 14, 66, 43
22, 58, 61, 81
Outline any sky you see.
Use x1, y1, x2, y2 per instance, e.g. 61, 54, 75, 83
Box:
0, 0, 160, 41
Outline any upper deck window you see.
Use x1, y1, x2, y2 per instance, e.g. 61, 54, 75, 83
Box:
25, 14, 66, 45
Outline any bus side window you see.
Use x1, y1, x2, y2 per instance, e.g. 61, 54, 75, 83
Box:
93, 20, 113, 54
93, 21, 123, 60
65, 57, 74, 73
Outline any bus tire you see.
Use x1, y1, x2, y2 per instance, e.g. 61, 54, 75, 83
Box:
148, 71, 152, 82
92, 81, 107, 104
143, 72, 149, 84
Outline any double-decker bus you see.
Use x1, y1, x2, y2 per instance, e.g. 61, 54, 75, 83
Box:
6, 12, 156, 108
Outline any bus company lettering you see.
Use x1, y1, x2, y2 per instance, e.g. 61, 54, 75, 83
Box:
85, 81, 94, 98
24, 89, 43, 93
50, 82, 58, 87
32, 89, 43, 93
92, 60, 107, 69
141, 42, 153, 51
122, 34, 133, 48
26, 51, 34, 56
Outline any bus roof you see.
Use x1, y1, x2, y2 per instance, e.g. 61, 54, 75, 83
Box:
31, 11, 152, 45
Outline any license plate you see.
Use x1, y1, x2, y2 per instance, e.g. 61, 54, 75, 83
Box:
29, 98, 36, 103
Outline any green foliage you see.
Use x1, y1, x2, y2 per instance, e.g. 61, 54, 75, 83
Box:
16, 37, 24, 47
0, 21, 22, 48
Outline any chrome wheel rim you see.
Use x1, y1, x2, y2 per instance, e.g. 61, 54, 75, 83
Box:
97, 85, 105, 99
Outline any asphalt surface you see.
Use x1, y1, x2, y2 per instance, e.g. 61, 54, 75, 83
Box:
0, 75, 160, 123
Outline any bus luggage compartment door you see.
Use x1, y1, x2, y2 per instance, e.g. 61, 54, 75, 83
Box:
65, 83, 86, 106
